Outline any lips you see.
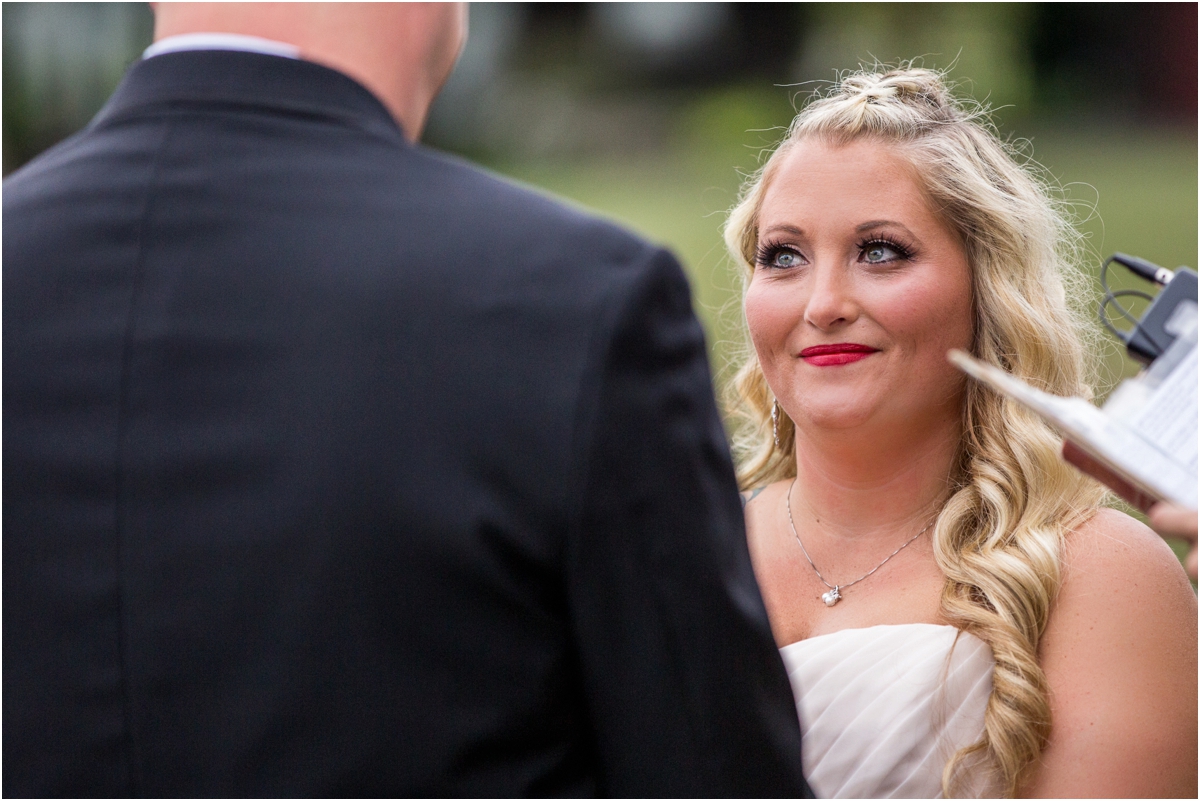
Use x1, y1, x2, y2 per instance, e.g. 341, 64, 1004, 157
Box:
799, 343, 879, 366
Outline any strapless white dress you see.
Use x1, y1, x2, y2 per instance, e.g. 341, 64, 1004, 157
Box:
780, 623, 998, 798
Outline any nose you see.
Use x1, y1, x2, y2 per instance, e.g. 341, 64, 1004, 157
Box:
803, 259, 859, 331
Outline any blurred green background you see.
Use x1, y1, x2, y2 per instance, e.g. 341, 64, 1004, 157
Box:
6, 4, 1195, 390
5, 5, 1196, 538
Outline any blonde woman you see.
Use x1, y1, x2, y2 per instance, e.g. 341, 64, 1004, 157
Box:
729, 67, 1197, 798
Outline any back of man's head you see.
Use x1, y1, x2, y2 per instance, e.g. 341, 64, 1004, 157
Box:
151, 2, 467, 139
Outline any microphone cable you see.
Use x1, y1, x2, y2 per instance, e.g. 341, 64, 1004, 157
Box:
1098, 253, 1171, 356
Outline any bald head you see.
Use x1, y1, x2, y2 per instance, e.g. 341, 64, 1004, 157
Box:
152, 2, 467, 140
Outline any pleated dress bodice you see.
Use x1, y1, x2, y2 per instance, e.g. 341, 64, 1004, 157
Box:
780, 623, 998, 798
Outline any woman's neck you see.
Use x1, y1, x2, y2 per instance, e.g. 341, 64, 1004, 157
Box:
789, 415, 962, 539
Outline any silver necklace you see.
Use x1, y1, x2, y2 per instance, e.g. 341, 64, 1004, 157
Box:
785, 477, 936, 607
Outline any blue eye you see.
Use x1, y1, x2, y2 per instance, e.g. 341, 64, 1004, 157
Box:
773, 250, 802, 268
858, 236, 915, 264
863, 243, 900, 263
755, 243, 806, 270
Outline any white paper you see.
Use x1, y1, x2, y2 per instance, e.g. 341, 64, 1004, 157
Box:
948, 349, 1197, 509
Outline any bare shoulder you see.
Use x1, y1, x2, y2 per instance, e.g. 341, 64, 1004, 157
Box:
739, 485, 769, 509
741, 480, 791, 525
1027, 505, 1197, 796
741, 479, 787, 511
1057, 506, 1195, 612
1049, 506, 1195, 648
741, 480, 790, 560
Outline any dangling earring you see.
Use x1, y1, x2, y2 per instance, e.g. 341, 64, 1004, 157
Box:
771, 400, 781, 448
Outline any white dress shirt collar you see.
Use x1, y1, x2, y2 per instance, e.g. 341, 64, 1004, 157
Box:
143, 33, 300, 61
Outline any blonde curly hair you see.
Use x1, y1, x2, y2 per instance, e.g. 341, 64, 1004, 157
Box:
724, 67, 1109, 797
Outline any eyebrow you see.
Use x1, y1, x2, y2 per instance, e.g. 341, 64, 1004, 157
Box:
761, 220, 921, 238
855, 220, 918, 237
759, 223, 805, 237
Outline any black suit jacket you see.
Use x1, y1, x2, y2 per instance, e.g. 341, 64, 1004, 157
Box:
3, 51, 810, 797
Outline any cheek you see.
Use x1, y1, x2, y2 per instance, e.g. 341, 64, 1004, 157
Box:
743, 279, 798, 361
872, 266, 972, 348
930, 277, 974, 350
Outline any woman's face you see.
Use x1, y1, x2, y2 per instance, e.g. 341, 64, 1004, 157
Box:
745, 138, 974, 437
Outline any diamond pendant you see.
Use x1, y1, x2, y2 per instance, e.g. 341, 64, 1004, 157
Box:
821, 586, 841, 607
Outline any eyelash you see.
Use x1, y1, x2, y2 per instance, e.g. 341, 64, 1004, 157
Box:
754, 240, 801, 269
754, 236, 917, 269
856, 235, 916, 263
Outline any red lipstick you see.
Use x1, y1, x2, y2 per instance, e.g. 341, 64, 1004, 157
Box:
799, 343, 879, 366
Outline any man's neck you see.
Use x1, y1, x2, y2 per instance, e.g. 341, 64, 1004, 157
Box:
151, 3, 465, 141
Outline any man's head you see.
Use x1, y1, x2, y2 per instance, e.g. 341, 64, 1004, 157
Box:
152, 2, 468, 140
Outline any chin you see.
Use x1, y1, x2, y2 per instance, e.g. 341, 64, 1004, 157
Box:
795, 400, 878, 431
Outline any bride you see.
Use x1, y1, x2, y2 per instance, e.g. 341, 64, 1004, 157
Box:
727, 67, 1197, 797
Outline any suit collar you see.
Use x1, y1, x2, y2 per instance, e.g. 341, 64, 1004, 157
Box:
91, 49, 406, 146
